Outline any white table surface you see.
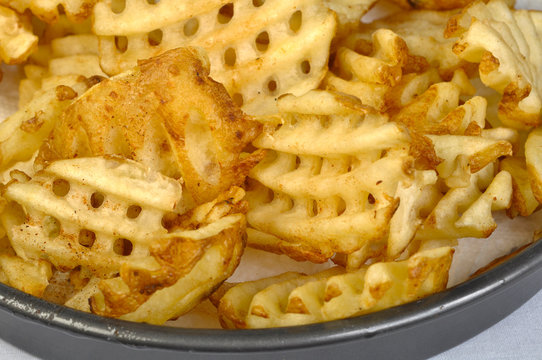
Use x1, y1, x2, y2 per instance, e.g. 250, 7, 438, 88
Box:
1, 287, 542, 359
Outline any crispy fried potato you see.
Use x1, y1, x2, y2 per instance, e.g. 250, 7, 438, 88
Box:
0, 78, 89, 172
93, 0, 336, 115
40, 47, 262, 204
445, 0, 542, 129
0, 0, 97, 23
525, 126, 542, 204
359, 9, 467, 79
0, 5, 37, 71
1, 157, 247, 323
247, 90, 411, 263
216, 247, 453, 328
324, 28, 434, 112
500, 156, 539, 217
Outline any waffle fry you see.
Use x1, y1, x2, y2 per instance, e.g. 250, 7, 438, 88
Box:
445, 0, 542, 129
359, 10, 466, 79
19, 34, 104, 107
390, 0, 475, 10
324, 28, 434, 112
0, 78, 89, 172
0, 5, 37, 81
216, 247, 453, 328
0, 0, 97, 23
1, 157, 188, 276
1, 157, 247, 323
525, 127, 542, 204
93, 0, 336, 115
40, 47, 262, 204
500, 156, 539, 217
416, 167, 512, 241
247, 90, 411, 263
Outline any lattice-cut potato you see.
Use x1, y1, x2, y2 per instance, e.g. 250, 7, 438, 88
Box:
416, 168, 512, 241
390, 0, 476, 10
386, 170, 440, 259
445, 0, 542, 129
500, 156, 539, 217
0, 252, 53, 296
216, 247, 453, 328
0, 0, 97, 23
89, 186, 247, 323
39, 47, 263, 204
324, 28, 435, 112
247, 90, 412, 263
19, 34, 104, 107
393, 70, 480, 136
427, 134, 513, 182
0, 229, 52, 297
0, 78, 89, 172
525, 127, 542, 204
359, 10, 467, 79
323, 0, 378, 38
1, 157, 189, 276
0, 5, 37, 79
1, 157, 247, 323
93, 0, 336, 115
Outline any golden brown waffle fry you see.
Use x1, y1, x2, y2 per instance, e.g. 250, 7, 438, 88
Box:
247, 90, 411, 263
525, 127, 542, 204
445, 0, 542, 129
500, 156, 539, 217
0, 0, 97, 23
0, 5, 37, 78
359, 9, 466, 79
324, 28, 434, 112
40, 47, 262, 204
90, 186, 247, 323
93, 0, 336, 115
416, 167, 512, 241
216, 247, 453, 328
390, 0, 475, 10
0, 157, 247, 323
19, 33, 103, 107
0, 78, 89, 172
1, 157, 188, 276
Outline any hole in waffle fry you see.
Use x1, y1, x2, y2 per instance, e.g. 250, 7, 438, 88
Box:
294, 156, 301, 169
126, 205, 142, 219
115, 36, 128, 53
183, 18, 199, 37
217, 3, 234, 24
113, 238, 133, 256
161, 212, 177, 231
267, 79, 278, 94
146, 0, 159, 4
110, 0, 126, 13
368, 193, 376, 205
300, 60, 311, 74
90, 192, 105, 208
78, 229, 96, 248
312, 200, 319, 216
224, 48, 236, 67
43, 216, 60, 238
232, 93, 244, 107
289, 10, 302, 33
252, 0, 265, 7
147, 29, 163, 46
337, 197, 346, 216
52, 179, 70, 197
255, 31, 270, 52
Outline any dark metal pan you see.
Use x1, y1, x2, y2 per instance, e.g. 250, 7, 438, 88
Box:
1, 239, 541, 360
